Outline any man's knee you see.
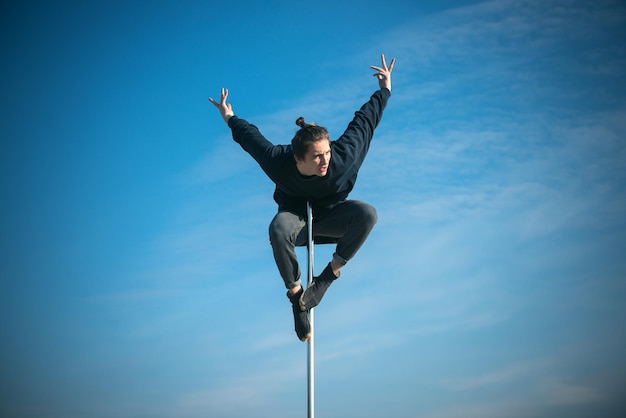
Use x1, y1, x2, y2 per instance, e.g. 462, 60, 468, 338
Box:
269, 216, 287, 243
269, 211, 301, 244
355, 201, 378, 228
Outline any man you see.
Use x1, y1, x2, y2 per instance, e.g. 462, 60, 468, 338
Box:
209, 54, 395, 341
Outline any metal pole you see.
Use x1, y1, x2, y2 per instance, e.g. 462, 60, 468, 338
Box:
306, 201, 315, 418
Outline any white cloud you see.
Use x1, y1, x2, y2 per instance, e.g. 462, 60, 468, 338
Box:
538, 379, 603, 405
441, 359, 547, 391
175, 363, 305, 418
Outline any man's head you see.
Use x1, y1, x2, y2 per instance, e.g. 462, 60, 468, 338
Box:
292, 117, 331, 177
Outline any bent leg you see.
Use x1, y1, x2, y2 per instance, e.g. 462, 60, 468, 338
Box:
300, 200, 377, 310
314, 200, 378, 266
269, 211, 308, 290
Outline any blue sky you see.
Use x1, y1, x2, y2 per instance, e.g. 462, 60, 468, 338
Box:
1, 0, 625, 417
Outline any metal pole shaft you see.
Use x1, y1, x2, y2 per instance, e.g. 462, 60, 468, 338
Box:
306, 201, 315, 418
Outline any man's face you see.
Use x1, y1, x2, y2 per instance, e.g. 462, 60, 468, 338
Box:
295, 139, 331, 177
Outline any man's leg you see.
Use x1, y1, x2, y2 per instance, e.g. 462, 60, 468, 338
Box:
300, 200, 377, 310
268, 211, 309, 291
269, 211, 311, 341
316, 200, 378, 273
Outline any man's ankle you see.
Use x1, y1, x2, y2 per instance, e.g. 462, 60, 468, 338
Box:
329, 260, 342, 278
288, 285, 302, 296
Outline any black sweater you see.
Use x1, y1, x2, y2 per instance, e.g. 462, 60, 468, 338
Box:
228, 88, 391, 217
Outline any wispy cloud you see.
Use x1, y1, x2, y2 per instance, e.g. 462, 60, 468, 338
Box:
538, 379, 603, 405
441, 359, 547, 391
174, 363, 305, 418
435, 355, 606, 416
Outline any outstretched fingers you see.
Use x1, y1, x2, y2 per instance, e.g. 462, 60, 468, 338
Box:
208, 87, 235, 123
370, 54, 395, 77
370, 54, 395, 91
208, 87, 229, 109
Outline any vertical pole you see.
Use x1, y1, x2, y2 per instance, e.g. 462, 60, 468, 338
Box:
306, 201, 315, 418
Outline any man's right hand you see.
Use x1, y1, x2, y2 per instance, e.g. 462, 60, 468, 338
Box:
208, 88, 235, 124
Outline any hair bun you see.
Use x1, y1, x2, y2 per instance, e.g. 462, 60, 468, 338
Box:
295, 116, 306, 128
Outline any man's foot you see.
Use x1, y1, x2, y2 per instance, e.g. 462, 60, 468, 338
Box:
287, 288, 311, 342
300, 263, 339, 311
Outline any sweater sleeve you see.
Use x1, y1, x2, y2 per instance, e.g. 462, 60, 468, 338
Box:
333, 88, 391, 166
228, 116, 275, 166
227, 115, 293, 177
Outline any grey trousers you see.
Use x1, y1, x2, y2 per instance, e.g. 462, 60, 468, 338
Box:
268, 200, 378, 290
